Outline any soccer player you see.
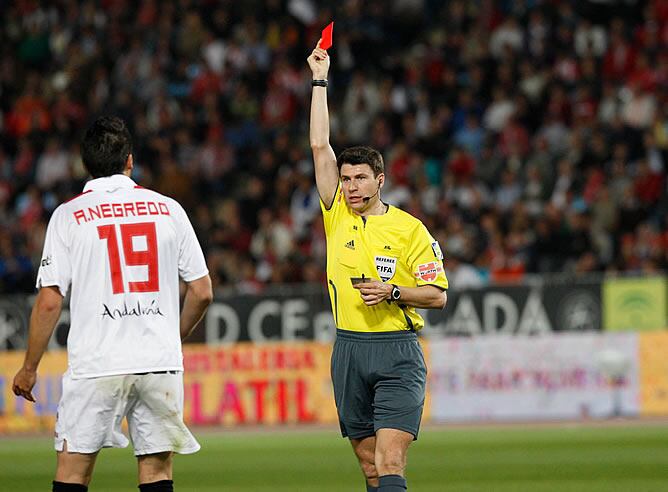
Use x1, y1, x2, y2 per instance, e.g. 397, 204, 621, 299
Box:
12, 116, 212, 492
307, 44, 448, 491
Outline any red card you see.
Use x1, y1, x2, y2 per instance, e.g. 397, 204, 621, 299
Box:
320, 22, 334, 50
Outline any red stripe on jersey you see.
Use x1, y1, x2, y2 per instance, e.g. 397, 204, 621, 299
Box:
65, 190, 92, 203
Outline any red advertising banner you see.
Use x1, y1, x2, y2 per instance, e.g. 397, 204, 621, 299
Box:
181, 343, 337, 426
0, 343, 338, 434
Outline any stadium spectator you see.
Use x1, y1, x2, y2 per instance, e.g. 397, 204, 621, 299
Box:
1, 0, 667, 294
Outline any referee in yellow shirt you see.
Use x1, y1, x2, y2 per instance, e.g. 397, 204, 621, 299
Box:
308, 43, 448, 492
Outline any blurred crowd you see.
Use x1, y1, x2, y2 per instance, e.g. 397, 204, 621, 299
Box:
0, 0, 667, 295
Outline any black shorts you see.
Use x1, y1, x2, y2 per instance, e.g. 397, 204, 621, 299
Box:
331, 328, 427, 440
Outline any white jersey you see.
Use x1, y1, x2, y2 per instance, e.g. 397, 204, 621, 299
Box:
37, 174, 208, 379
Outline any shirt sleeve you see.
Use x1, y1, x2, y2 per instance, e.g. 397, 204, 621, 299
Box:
319, 181, 342, 234
406, 223, 449, 289
36, 206, 72, 296
173, 202, 209, 282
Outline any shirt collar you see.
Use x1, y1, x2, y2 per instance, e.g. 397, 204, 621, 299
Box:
83, 174, 136, 193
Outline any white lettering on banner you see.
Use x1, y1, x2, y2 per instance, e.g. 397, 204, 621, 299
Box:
421, 289, 553, 336
444, 295, 482, 335
517, 290, 552, 334
313, 311, 336, 342
429, 333, 640, 421
205, 303, 240, 344
248, 300, 281, 341
282, 299, 310, 340
0, 299, 28, 349
246, 299, 313, 342
484, 293, 518, 333
203, 300, 336, 343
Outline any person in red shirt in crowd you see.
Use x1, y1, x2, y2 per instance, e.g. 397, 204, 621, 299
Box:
634, 159, 664, 208
603, 19, 636, 82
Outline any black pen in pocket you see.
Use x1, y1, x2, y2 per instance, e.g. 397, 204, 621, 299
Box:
350, 273, 371, 286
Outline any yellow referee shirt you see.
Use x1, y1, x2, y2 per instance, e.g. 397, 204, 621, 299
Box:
321, 184, 448, 332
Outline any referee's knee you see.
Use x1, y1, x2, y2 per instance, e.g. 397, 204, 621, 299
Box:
375, 449, 406, 476
354, 447, 378, 480
359, 459, 378, 481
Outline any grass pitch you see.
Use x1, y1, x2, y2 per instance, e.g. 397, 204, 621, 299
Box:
2, 423, 668, 491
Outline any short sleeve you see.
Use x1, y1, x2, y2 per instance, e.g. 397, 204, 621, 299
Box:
36, 206, 72, 296
320, 181, 343, 235
173, 202, 209, 282
406, 223, 449, 289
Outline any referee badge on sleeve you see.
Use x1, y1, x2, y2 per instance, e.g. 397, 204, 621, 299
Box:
414, 261, 444, 282
375, 255, 397, 282
431, 241, 443, 260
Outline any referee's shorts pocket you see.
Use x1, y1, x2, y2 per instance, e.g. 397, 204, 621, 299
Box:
331, 339, 375, 432
371, 340, 426, 439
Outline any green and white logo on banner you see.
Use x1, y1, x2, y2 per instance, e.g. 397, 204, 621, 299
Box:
603, 276, 667, 331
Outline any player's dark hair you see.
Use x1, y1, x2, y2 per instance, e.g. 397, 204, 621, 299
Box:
336, 146, 384, 177
81, 116, 132, 178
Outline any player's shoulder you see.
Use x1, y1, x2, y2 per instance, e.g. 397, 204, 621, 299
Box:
46, 201, 77, 232
63, 189, 93, 205
131, 184, 168, 201
58, 189, 92, 216
50, 202, 69, 221
132, 186, 185, 213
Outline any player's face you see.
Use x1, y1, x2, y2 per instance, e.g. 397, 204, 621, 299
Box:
340, 163, 381, 212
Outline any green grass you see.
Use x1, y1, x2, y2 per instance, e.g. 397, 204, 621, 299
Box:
2, 424, 668, 491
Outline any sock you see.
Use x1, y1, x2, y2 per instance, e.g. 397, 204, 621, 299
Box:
139, 479, 174, 491
52, 482, 88, 492
366, 484, 379, 492
378, 474, 407, 491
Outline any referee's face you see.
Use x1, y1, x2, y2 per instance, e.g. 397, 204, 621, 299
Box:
340, 163, 381, 212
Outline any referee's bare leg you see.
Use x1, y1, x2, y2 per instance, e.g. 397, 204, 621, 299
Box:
351, 428, 413, 491
351, 436, 379, 490
376, 429, 412, 491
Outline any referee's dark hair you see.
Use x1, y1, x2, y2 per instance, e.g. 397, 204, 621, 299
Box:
81, 116, 133, 178
337, 146, 384, 176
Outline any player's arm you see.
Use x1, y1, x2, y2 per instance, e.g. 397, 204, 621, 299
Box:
354, 282, 447, 309
12, 286, 64, 402
180, 274, 213, 341
307, 41, 338, 208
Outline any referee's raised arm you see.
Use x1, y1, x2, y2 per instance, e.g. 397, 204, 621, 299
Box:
307, 41, 338, 209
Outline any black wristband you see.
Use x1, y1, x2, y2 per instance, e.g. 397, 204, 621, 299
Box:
312, 79, 328, 87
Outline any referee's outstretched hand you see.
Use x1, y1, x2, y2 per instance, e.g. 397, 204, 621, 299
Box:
12, 366, 37, 402
307, 40, 330, 80
353, 280, 393, 306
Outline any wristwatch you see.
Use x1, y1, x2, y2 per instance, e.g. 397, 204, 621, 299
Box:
390, 284, 401, 302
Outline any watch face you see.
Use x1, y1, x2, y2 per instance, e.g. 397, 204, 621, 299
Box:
392, 287, 400, 299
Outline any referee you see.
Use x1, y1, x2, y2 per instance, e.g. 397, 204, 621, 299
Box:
307, 43, 448, 492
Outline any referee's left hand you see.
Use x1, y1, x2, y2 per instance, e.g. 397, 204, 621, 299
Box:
354, 281, 392, 306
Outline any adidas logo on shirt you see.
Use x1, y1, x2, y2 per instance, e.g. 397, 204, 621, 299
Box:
345, 239, 355, 250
